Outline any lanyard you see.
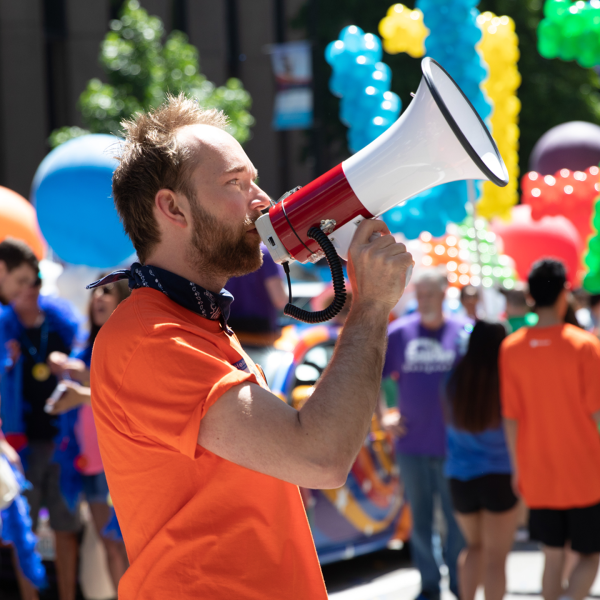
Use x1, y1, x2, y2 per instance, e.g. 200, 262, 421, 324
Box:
20, 319, 49, 364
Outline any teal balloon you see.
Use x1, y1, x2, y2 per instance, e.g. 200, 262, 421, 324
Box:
340, 26, 365, 52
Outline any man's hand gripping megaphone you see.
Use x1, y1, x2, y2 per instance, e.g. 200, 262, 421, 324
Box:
348, 219, 415, 313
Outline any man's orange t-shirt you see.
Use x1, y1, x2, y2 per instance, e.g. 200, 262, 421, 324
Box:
91, 288, 327, 599
500, 323, 600, 509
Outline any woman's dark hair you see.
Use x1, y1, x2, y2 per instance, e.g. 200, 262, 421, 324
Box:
446, 320, 507, 433
87, 278, 130, 346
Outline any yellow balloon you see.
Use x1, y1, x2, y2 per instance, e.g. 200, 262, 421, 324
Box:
377, 6, 520, 220
378, 4, 428, 58
476, 12, 521, 220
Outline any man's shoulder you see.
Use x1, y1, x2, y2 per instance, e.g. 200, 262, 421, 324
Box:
388, 312, 420, 336
501, 327, 529, 351
95, 288, 224, 360
100, 288, 188, 336
445, 314, 473, 334
562, 323, 600, 350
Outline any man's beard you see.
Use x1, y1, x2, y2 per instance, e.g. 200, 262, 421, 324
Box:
186, 200, 264, 280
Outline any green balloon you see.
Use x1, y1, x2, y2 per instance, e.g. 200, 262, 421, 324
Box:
544, 0, 569, 23
585, 250, 600, 271
584, 271, 600, 294
564, 10, 587, 38
589, 236, 600, 254
538, 20, 561, 58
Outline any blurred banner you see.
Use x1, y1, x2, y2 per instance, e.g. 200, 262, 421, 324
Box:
271, 41, 313, 130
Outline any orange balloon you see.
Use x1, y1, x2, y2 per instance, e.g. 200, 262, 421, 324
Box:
0, 186, 45, 259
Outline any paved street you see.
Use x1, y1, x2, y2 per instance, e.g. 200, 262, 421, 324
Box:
325, 545, 600, 600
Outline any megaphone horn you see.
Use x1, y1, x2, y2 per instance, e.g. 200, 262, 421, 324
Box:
255, 57, 509, 322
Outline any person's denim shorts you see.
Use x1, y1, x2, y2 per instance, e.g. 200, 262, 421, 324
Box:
81, 471, 110, 504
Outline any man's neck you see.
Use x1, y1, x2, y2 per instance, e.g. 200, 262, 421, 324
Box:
534, 307, 562, 328
15, 307, 44, 329
420, 314, 444, 331
142, 254, 227, 295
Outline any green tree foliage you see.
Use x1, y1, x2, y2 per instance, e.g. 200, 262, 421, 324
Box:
295, 0, 600, 177
49, 0, 254, 148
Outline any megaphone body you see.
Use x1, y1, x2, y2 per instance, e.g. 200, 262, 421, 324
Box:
256, 58, 508, 266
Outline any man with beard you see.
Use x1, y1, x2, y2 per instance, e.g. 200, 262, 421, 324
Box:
90, 94, 414, 600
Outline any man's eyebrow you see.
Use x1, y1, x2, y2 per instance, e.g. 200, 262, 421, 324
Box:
223, 165, 259, 179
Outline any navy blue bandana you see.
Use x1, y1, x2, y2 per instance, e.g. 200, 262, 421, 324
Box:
87, 263, 234, 331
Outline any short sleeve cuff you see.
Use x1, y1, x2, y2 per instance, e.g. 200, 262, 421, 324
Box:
501, 406, 520, 420
179, 369, 258, 459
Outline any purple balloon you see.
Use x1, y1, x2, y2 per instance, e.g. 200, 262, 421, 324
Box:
530, 121, 600, 175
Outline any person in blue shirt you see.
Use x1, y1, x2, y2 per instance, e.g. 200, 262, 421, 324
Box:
444, 320, 518, 600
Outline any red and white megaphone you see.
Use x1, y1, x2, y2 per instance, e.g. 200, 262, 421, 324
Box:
256, 58, 508, 323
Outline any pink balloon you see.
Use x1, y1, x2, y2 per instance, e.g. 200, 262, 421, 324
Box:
492, 205, 583, 285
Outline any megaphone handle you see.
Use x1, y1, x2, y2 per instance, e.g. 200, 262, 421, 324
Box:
282, 227, 347, 324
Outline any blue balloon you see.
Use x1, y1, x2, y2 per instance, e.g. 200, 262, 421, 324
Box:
340, 26, 365, 53
327, 27, 398, 155
381, 91, 401, 114
32, 134, 135, 268
361, 33, 383, 64
358, 87, 385, 113
369, 63, 392, 93
325, 40, 345, 66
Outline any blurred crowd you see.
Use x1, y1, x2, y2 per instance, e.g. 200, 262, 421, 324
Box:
0, 236, 600, 600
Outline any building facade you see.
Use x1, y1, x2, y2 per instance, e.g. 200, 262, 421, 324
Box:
0, 0, 314, 202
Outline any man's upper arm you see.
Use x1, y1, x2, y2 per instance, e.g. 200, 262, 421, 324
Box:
583, 339, 600, 416
199, 382, 342, 489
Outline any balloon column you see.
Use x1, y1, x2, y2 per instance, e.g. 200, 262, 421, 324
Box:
416, 0, 491, 121
383, 181, 474, 239
378, 4, 428, 57
583, 197, 600, 292
381, 0, 492, 240
539, 0, 600, 68
32, 134, 135, 268
476, 13, 521, 221
0, 187, 45, 259
325, 27, 402, 153
521, 166, 600, 245
418, 218, 516, 290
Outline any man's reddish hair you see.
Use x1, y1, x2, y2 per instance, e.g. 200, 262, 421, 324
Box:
112, 93, 229, 263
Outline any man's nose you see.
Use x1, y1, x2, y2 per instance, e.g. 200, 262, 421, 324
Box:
250, 187, 272, 212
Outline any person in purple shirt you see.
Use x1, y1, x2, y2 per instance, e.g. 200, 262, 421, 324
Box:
383, 269, 470, 600
225, 244, 287, 348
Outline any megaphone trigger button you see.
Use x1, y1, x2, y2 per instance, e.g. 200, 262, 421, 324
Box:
320, 219, 337, 234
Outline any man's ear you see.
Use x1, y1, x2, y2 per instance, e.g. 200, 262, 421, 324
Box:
155, 189, 189, 229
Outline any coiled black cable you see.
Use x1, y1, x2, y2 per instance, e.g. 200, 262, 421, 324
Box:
282, 226, 347, 323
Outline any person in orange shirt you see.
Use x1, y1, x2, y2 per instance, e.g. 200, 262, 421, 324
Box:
88, 94, 414, 599
500, 258, 600, 600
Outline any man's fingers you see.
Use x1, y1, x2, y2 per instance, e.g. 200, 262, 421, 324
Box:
351, 219, 391, 247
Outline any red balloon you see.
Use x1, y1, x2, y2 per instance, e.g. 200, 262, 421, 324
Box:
0, 186, 45, 259
492, 205, 583, 285
521, 166, 600, 245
